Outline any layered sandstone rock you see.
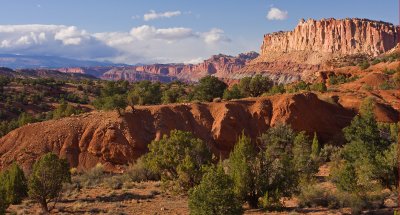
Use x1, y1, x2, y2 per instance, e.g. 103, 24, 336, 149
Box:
102, 67, 178, 83
99, 52, 259, 82
259, 18, 398, 64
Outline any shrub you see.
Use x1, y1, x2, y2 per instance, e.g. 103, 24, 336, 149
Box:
128, 81, 162, 105
268, 84, 285, 95
371, 58, 381, 65
188, 164, 243, 215
383, 68, 396, 75
223, 85, 243, 100
298, 184, 338, 208
1, 163, 27, 205
144, 130, 212, 192
238, 75, 273, 97
76, 163, 106, 188
359, 61, 370, 70
122, 157, 160, 183
379, 81, 395, 90
310, 83, 327, 92
193, 76, 227, 102
28, 153, 71, 213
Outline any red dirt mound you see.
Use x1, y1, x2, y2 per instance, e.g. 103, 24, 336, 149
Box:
0, 93, 393, 172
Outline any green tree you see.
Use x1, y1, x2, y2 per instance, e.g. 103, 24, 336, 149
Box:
258, 124, 300, 208
92, 94, 127, 110
127, 81, 162, 105
238, 75, 273, 97
193, 76, 227, 102
1, 163, 27, 205
293, 132, 319, 180
28, 153, 71, 213
189, 164, 243, 215
311, 132, 320, 159
227, 134, 258, 207
223, 85, 243, 100
330, 98, 398, 213
144, 130, 212, 192
162, 84, 186, 104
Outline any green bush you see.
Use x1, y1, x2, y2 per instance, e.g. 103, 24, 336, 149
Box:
238, 75, 273, 97
76, 163, 106, 188
379, 81, 395, 90
310, 82, 327, 92
359, 61, 370, 70
0, 163, 27, 205
223, 85, 243, 100
298, 184, 338, 208
128, 81, 162, 105
144, 130, 212, 192
193, 76, 227, 102
268, 84, 286, 95
28, 153, 71, 213
122, 157, 160, 183
189, 164, 243, 215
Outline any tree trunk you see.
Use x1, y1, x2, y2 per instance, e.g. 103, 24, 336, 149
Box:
248, 194, 259, 209
40, 199, 49, 214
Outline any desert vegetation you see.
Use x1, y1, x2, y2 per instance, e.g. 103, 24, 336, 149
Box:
1, 97, 398, 214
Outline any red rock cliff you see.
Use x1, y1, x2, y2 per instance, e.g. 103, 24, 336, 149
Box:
259, 18, 398, 64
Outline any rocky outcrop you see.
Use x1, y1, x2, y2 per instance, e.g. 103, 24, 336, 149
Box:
57, 67, 114, 78
0, 93, 361, 172
90, 52, 259, 82
259, 18, 398, 64
102, 68, 178, 83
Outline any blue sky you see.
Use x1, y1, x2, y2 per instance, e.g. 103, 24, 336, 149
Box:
0, 0, 397, 64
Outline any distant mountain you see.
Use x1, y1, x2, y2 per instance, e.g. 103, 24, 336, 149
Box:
0, 54, 124, 69
0, 67, 97, 80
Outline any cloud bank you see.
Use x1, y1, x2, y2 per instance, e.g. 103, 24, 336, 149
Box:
0, 24, 232, 64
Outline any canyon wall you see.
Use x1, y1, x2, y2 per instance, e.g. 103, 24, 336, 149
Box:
259, 18, 398, 64
100, 52, 259, 82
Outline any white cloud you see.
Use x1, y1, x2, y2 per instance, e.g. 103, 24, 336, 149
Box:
0, 24, 233, 64
202, 28, 231, 44
143, 10, 182, 21
184, 57, 204, 64
130, 25, 195, 41
266, 7, 288, 20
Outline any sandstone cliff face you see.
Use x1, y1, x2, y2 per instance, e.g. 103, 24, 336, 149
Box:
259, 18, 398, 64
101, 67, 178, 83
0, 93, 357, 172
58, 67, 114, 78
98, 52, 259, 82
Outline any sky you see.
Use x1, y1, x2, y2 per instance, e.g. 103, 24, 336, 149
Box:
0, 0, 398, 64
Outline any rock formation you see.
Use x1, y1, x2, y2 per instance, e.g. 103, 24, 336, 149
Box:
232, 18, 399, 84
1, 92, 398, 172
258, 18, 398, 64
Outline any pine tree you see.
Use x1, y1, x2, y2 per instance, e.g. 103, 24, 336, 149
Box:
311, 132, 320, 158
2, 163, 27, 204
